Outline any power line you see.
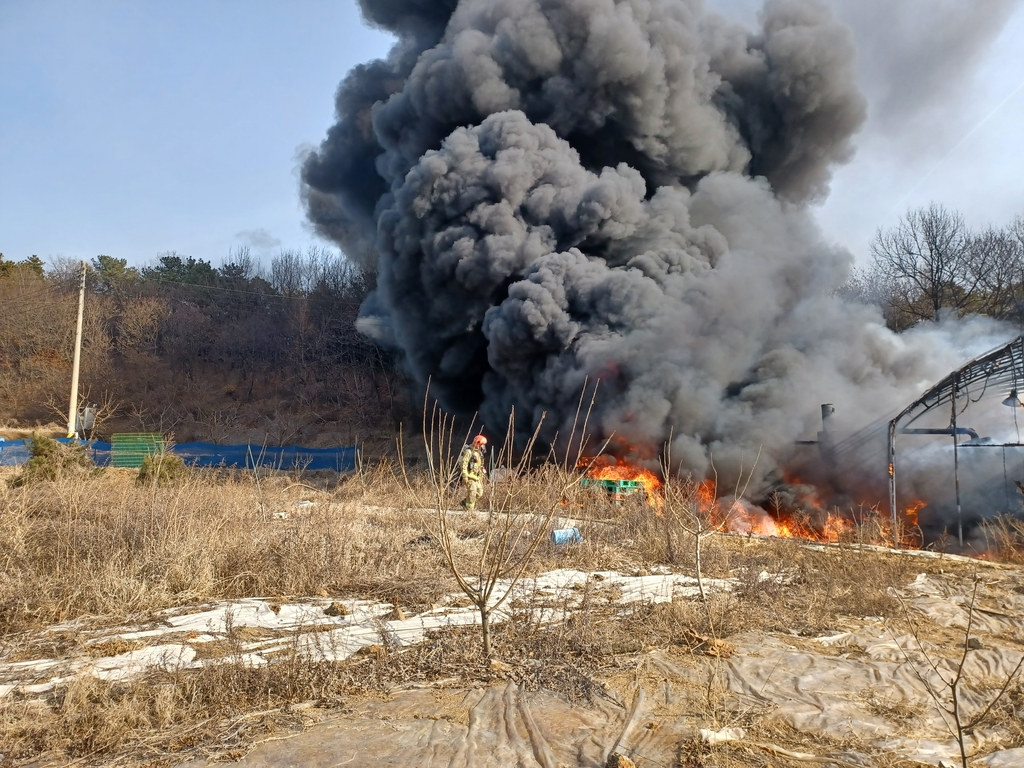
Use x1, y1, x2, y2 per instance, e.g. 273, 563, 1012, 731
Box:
0, 300, 78, 323
0, 284, 63, 304
1, 268, 366, 304
0, 278, 356, 328
891, 76, 1024, 217
145, 276, 310, 300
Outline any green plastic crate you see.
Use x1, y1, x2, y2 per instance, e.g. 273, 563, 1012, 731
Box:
581, 477, 642, 504
110, 433, 165, 468
581, 478, 642, 492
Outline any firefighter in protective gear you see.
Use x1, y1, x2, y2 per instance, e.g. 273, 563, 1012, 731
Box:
459, 434, 487, 510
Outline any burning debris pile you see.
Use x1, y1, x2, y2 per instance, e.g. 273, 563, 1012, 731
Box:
579, 452, 925, 547
582, 454, 662, 505
302, 0, 1012, 541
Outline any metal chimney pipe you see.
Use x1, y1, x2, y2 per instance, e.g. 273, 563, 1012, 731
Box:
818, 404, 836, 465
820, 404, 835, 431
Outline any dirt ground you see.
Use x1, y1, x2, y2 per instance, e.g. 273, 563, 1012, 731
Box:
153, 559, 1024, 767
2, 462, 1024, 767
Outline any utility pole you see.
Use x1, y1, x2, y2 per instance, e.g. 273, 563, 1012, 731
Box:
66, 260, 87, 438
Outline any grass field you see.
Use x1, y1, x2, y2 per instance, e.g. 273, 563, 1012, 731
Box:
1, 451, 1023, 766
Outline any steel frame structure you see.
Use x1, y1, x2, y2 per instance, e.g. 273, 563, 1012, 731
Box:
887, 335, 1024, 547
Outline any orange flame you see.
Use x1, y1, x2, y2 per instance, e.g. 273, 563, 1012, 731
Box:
696, 479, 716, 510
579, 455, 925, 548
689, 476, 923, 547
903, 499, 925, 529
582, 455, 663, 508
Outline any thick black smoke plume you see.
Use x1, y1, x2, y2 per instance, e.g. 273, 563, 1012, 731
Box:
302, 0, 1007, 488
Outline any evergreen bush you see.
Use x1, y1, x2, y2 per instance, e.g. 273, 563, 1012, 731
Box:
136, 452, 186, 486
10, 435, 98, 487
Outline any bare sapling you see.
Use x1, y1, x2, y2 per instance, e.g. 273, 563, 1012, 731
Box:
246, 437, 270, 521
423, 384, 607, 659
889, 577, 1024, 768
45, 387, 121, 440
661, 441, 762, 605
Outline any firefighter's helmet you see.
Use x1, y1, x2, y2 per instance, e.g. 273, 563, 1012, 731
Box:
472, 434, 487, 448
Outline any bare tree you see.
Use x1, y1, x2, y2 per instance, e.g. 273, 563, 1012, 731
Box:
423, 385, 606, 659
45, 387, 120, 439
871, 204, 978, 324
270, 245, 347, 296
115, 295, 170, 354
661, 444, 761, 606
836, 263, 910, 329
221, 245, 260, 281
1010, 214, 1024, 249
270, 248, 306, 297
967, 226, 1024, 322
128, 403, 183, 435
44, 256, 88, 292
890, 578, 1024, 768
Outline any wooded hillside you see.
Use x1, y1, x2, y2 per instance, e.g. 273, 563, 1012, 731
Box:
4, 204, 1023, 446
0, 248, 407, 446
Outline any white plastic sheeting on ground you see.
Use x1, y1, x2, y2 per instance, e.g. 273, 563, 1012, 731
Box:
0, 568, 732, 697
6, 564, 1024, 766
180, 683, 656, 768
180, 569, 1024, 768
656, 631, 1022, 766
179, 642, 1024, 768
975, 747, 1024, 767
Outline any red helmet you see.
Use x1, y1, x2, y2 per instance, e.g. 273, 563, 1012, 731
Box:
472, 434, 487, 447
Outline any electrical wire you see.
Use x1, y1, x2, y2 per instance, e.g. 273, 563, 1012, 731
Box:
0, 300, 78, 323
145, 276, 310, 300
890, 76, 1024, 217
3, 269, 338, 307
821, 339, 1024, 485
0, 284, 63, 304
0, 273, 323, 330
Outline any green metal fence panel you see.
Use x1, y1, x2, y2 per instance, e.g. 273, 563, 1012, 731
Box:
110, 433, 165, 468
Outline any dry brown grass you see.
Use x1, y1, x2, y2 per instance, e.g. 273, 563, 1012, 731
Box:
0, 459, 1000, 765
978, 515, 1024, 565
1, 649, 356, 763
0, 462, 452, 634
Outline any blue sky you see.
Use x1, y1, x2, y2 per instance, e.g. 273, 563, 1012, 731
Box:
0, 0, 392, 266
2, 1, 1023, 270
817, 1, 1024, 259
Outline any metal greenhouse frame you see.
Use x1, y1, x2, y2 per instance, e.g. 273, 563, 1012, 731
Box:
887, 335, 1024, 547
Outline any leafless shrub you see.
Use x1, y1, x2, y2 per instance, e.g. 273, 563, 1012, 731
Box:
889, 578, 1024, 768
421, 383, 608, 659
0, 443, 1012, 766
978, 515, 1024, 564
0, 470, 452, 633
661, 445, 761, 605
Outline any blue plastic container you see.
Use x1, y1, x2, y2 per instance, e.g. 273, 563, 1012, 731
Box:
550, 527, 582, 545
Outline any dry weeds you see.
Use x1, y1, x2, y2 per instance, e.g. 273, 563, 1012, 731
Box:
0, 460, 1007, 765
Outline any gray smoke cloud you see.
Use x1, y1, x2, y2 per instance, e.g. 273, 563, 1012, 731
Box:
305, 0, 865, 268
302, 0, 1010, 493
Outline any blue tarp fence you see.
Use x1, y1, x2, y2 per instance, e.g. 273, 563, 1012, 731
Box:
0, 439, 356, 471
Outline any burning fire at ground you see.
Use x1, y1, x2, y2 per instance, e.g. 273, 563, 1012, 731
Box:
581, 458, 923, 548
582, 455, 663, 508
